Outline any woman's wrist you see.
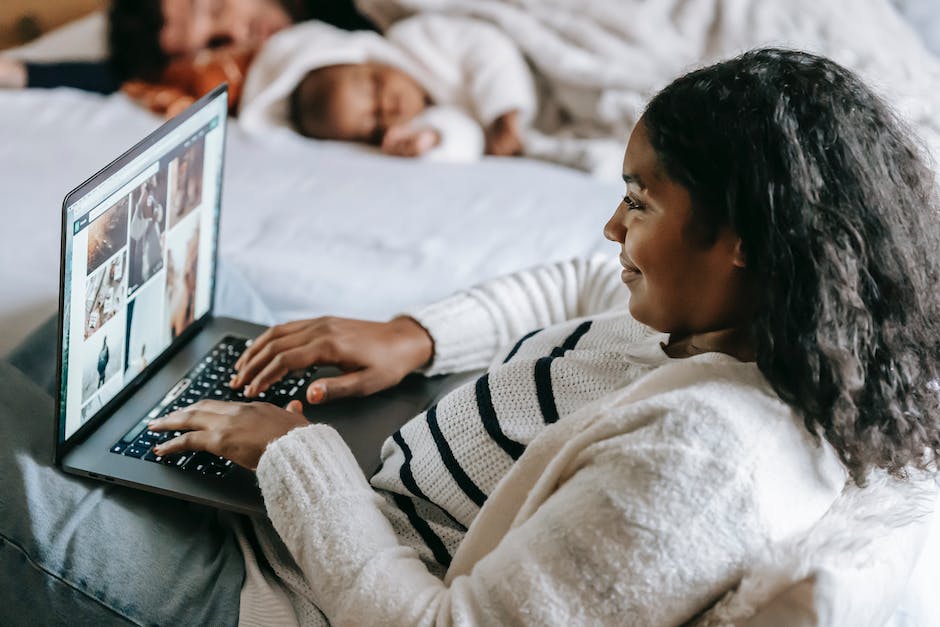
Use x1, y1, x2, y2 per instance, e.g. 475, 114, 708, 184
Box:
389, 316, 434, 370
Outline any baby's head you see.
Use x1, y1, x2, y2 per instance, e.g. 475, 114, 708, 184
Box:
290, 62, 429, 144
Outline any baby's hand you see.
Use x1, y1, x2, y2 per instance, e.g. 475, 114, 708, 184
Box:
485, 110, 524, 157
381, 124, 441, 157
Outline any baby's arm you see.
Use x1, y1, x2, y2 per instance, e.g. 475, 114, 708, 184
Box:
382, 106, 485, 162
387, 15, 537, 131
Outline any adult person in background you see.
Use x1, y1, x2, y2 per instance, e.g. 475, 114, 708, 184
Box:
0, 0, 376, 93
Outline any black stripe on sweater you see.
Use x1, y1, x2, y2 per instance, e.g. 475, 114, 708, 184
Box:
475, 374, 526, 460
391, 492, 452, 568
426, 404, 488, 507
392, 430, 430, 502
388, 431, 466, 530
560, 320, 593, 353
535, 320, 593, 424
502, 328, 542, 363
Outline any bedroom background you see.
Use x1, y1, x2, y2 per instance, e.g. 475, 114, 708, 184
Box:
0, 1, 939, 624
0, 1, 104, 50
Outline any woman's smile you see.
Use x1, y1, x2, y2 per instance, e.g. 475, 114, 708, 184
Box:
620, 255, 642, 284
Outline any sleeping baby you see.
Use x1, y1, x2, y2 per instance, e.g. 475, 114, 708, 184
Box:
238, 14, 538, 162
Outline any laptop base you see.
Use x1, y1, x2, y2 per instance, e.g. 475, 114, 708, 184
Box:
62, 315, 474, 515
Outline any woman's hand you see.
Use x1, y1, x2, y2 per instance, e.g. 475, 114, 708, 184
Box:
148, 399, 309, 471
485, 110, 524, 156
231, 316, 434, 403
0, 57, 27, 89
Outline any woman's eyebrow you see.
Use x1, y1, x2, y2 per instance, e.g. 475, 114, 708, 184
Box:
622, 173, 645, 189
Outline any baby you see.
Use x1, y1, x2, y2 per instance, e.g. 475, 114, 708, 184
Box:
289, 61, 524, 158
239, 14, 537, 161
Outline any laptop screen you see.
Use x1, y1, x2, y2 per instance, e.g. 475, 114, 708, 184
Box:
58, 91, 227, 443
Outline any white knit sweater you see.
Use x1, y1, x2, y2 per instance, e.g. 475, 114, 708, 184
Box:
236, 256, 847, 625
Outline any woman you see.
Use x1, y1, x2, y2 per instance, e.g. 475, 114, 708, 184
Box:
2, 48, 938, 624
0, 0, 375, 92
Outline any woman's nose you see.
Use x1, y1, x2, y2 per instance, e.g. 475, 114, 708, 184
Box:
603, 205, 626, 242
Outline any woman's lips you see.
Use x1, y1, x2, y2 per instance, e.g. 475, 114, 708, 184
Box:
620, 256, 642, 284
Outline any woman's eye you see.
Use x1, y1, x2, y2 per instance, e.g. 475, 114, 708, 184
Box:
623, 195, 645, 211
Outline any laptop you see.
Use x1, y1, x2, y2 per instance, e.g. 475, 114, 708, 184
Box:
54, 85, 470, 515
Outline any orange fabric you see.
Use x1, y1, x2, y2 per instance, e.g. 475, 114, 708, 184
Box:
122, 46, 255, 118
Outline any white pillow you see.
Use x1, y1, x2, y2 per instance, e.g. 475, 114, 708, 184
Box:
5, 11, 107, 63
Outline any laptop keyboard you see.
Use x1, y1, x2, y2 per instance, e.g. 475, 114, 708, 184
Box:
109, 335, 316, 477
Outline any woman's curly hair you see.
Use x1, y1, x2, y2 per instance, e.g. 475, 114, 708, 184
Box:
643, 48, 940, 486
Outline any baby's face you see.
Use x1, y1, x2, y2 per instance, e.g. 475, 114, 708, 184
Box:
321, 63, 428, 144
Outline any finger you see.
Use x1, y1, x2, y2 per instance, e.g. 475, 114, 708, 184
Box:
152, 430, 215, 457
188, 399, 243, 414
381, 126, 406, 152
286, 399, 303, 414
246, 346, 313, 396
147, 401, 229, 431
235, 320, 310, 372
235, 333, 307, 389
148, 409, 198, 432
306, 369, 382, 404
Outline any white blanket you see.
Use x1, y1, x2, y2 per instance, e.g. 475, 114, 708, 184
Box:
356, 0, 940, 175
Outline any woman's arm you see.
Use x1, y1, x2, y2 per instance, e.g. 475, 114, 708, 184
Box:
22, 59, 121, 94
405, 255, 632, 375
231, 256, 631, 399
255, 394, 759, 625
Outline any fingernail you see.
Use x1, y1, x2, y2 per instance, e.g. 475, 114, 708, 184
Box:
152, 445, 162, 454
307, 383, 324, 404
244, 385, 254, 397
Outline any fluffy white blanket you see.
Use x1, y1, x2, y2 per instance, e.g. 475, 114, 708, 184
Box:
356, 0, 940, 177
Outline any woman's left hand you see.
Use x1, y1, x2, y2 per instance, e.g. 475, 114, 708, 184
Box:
148, 399, 309, 470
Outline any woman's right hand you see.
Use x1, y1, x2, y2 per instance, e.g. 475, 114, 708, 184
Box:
0, 57, 27, 89
230, 316, 434, 404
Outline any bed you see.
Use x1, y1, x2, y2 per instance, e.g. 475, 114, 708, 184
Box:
1, 8, 938, 626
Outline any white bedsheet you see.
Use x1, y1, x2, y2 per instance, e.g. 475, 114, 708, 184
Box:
0, 89, 617, 356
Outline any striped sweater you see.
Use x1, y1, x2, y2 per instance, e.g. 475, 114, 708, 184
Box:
371, 256, 658, 574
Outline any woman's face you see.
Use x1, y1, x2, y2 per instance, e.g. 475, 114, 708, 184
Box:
604, 120, 752, 335
160, 0, 292, 55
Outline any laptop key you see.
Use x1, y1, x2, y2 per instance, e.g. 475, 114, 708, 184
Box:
160, 451, 193, 467
123, 444, 150, 458
143, 448, 163, 463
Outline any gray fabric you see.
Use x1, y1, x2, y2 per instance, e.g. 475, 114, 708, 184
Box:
0, 357, 245, 625
7, 314, 58, 396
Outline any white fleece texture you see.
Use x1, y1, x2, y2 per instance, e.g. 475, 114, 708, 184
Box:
255, 358, 850, 625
